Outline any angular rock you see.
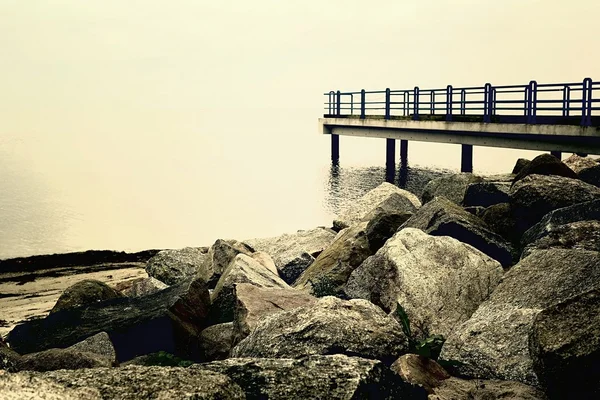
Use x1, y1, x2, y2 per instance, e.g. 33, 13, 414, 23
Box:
430, 377, 547, 400
529, 288, 600, 398
513, 153, 577, 184
2, 365, 245, 399
400, 197, 514, 267
521, 199, 600, 246
510, 174, 600, 235
481, 203, 519, 244
421, 173, 484, 205
243, 227, 336, 285
364, 193, 416, 251
232, 283, 316, 345
231, 296, 409, 365
199, 354, 425, 399
199, 323, 234, 361
117, 276, 169, 297
512, 158, 531, 175
563, 153, 598, 173
390, 354, 450, 394
522, 220, 600, 259
439, 249, 600, 386
209, 254, 288, 324
248, 251, 278, 276
50, 279, 123, 314
462, 182, 510, 208
293, 222, 372, 296
201, 239, 254, 287
7, 278, 211, 362
145, 247, 207, 286
345, 229, 503, 339
333, 182, 421, 230
66, 332, 116, 363
578, 164, 600, 187
17, 348, 112, 372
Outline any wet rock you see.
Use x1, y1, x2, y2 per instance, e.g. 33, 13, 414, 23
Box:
563, 153, 598, 173
333, 182, 421, 230
512, 158, 531, 175
578, 164, 600, 187
513, 154, 577, 184
293, 222, 372, 296
17, 348, 112, 372
345, 229, 503, 339
400, 197, 514, 267
522, 220, 600, 259
117, 276, 169, 297
529, 288, 600, 398
50, 279, 123, 314
421, 173, 484, 205
66, 332, 116, 363
232, 283, 316, 345
390, 354, 450, 394
231, 296, 409, 365
2, 365, 246, 399
201, 239, 254, 287
209, 254, 288, 324
430, 377, 547, 400
510, 174, 600, 235
462, 182, 510, 208
243, 227, 336, 285
439, 249, 600, 386
199, 354, 425, 399
8, 278, 211, 362
145, 247, 208, 286
199, 323, 234, 361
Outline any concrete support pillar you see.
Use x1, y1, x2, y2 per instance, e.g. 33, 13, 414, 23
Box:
461, 144, 473, 173
550, 150, 562, 160
400, 140, 408, 164
331, 134, 339, 162
386, 138, 396, 183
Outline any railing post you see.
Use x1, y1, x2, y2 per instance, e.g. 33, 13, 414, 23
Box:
385, 88, 391, 120
336, 90, 341, 116
328, 91, 334, 115
562, 85, 571, 117
491, 87, 497, 117
430, 90, 435, 115
460, 89, 466, 115
484, 83, 492, 123
350, 94, 354, 116
446, 85, 453, 121
360, 89, 366, 119
581, 77, 593, 127
527, 81, 537, 124
403, 91, 409, 116
413, 86, 420, 120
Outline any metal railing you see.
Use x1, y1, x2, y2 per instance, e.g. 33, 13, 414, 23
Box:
324, 78, 599, 127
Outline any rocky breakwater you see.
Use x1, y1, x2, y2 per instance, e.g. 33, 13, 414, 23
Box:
2, 154, 600, 399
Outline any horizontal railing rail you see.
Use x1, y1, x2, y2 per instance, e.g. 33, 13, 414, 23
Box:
323, 78, 598, 127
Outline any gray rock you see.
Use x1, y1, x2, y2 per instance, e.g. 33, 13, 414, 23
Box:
1, 338, 21, 372
481, 203, 519, 244
522, 220, 600, 259
243, 227, 337, 285
510, 174, 600, 235
430, 377, 547, 400
400, 197, 514, 267
66, 332, 116, 363
118, 277, 169, 297
421, 173, 484, 205
512, 158, 531, 175
521, 199, 600, 246
232, 283, 316, 346
293, 222, 372, 296
439, 249, 600, 386
462, 182, 511, 208
17, 348, 112, 372
8, 278, 211, 362
201, 240, 254, 287
529, 288, 600, 398
209, 254, 288, 324
334, 182, 421, 230
199, 323, 234, 361
231, 296, 409, 365
345, 229, 503, 340
390, 354, 450, 394
578, 164, 600, 187
199, 354, 425, 399
50, 280, 123, 314
563, 153, 598, 174
1, 365, 246, 399
364, 192, 416, 251
513, 153, 577, 184
145, 247, 208, 286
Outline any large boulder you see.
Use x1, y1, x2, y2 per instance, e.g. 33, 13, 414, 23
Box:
199, 354, 425, 399
390, 354, 450, 394
522, 220, 600, 259
512, 158, 531, 175
199, 323, 234, 361
0, 338, 21, 372
17, 348, 112, 372
145, 247, 208, 286
116, 277, 169, 297
66, 332, 116, 363
529, 288, 600, 398
333, 182, 421, 230
293, 222, 372, 296
0, 365, 245, 399
363, 193, 416, 251
231, 296, 409, 365
578, 164, 600, 187
510, 174, 600, 235
421, 173, 484, 205
563, 153, 598, 173
7, 278, 211, 362
439, 249, 600, 386
345, 229, 503, 340
243, 227, 336, 285
232, 283, 316, 345
400, 197, 514, 267
201, 239, 254, 287
512, 153, 577, 184
209, 253, 288, 324
480, 203, 519, 244
462, 182, 510, 208
50, 280, 123, 314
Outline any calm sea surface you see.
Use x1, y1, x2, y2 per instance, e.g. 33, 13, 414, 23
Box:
0, 109, 542, 260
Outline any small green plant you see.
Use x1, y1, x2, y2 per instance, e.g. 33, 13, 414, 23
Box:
394, 302, 445, 360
